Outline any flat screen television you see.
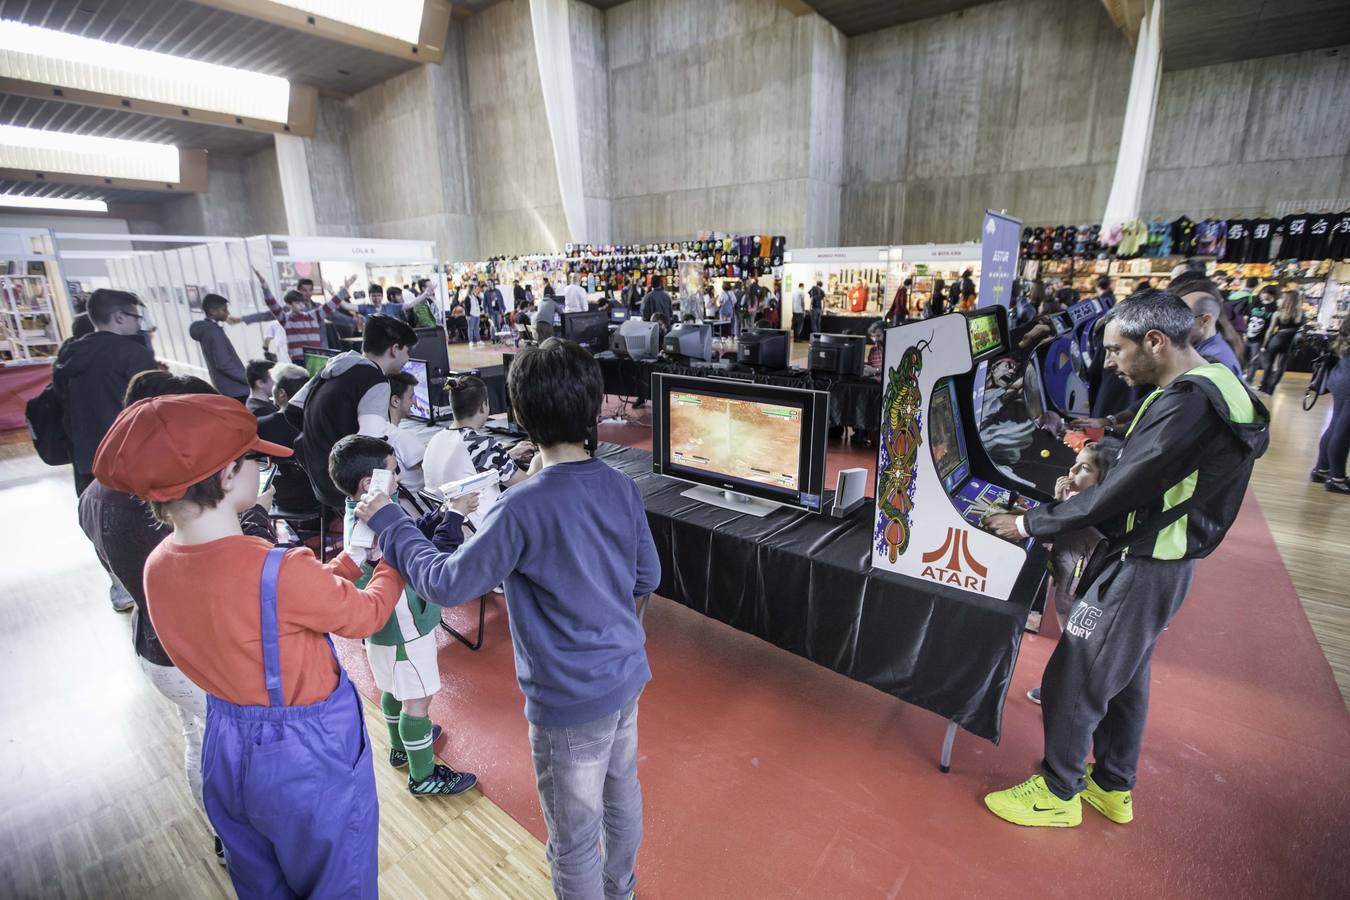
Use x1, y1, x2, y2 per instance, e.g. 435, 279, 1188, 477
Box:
562, 309, 612, 354
302, 347, 338, 379
411, 326, 450, 408
402, 358, 433, 421
651, 373, 828, 517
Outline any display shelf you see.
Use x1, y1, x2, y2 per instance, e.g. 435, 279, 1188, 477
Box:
1, 272, 59, 362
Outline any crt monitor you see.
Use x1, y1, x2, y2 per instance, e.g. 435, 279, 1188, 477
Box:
664, 322, 713, 362
807, 333, 866, 377
651, 373, 828, 516
402, 359, 433, 420
736, 329, 790, 370
302, 347, 338, 378
611, 318, 661, 360
562, 309, 612, 354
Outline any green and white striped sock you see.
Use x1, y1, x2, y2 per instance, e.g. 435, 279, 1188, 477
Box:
381, 692, 404, 752
399, 713, 436, 782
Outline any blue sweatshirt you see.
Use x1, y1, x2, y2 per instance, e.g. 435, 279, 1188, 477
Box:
369, 457, 659, 726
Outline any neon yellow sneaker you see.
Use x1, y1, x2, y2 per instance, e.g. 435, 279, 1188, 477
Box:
983, 774, 1081, 827
1083, 764, 1133, 824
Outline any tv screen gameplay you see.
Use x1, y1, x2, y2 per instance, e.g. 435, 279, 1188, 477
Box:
931, 378, 969, 493
302, 347, 337, 379
967, 311, 1001, 359
655, 375, 827, 512
402, 358, 432, 420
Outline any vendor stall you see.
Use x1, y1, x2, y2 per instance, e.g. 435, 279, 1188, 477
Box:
890, 243, 983, 316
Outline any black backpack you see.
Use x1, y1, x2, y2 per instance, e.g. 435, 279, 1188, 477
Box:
26, 381, 72, 466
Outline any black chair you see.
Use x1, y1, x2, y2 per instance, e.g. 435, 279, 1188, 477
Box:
416, 486, 490, 652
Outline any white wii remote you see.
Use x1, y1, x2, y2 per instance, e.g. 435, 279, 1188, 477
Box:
349, 468, 395, 550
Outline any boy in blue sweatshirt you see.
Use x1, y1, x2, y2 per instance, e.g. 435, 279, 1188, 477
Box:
356, 337, 658, 900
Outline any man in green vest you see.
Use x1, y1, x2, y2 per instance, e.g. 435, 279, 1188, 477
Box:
982, 289, 1269, 828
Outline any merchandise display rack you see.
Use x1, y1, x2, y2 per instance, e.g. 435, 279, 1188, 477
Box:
0, 269, 60, 362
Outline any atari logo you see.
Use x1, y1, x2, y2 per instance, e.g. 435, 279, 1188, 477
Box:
919, 527, 988, 592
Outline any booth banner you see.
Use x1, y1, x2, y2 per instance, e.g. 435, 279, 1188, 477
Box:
979, 211, 1021, 308
872, 315, 1026, 600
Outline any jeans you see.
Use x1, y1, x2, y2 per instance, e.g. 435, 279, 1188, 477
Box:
489, 311, 502, 337
1259, 348, 1291, 393
1316, 392, 1350, 478
810, 307, 822, 336
1242, 341, 1265, 382
140, 657, 207, 814
468, 314, 480, 343
528, 692, 643, 900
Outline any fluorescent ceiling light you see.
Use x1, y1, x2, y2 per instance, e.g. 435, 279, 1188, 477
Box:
270, 1, 426, 44
0, 125, 180, 184
0, 194, 108, 213
0, 20, 291, 124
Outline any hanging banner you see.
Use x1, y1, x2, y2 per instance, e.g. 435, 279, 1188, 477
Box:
979, 210, 1021, 308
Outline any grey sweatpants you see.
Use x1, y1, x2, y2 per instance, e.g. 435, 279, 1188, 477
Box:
1040, 556, 1196, 799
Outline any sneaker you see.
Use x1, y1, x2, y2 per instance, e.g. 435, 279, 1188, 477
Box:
109, 582, 134, 613
409, 764, 477, 797
983, 774, 1081, 828
1310, 468, 1329, 484
389, 724, 442, 768
1083, 763, 1133, 824
214, 835, 227, 866
1027, 686, 1041, 705
1326, 477, 1350, 495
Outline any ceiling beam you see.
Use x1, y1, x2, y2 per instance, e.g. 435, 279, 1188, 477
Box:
0, 150, 209, 195
1100, 0, 1148, 47
776, 0, 817, 16
0, 77, 318, 140
189, 0, 453, 64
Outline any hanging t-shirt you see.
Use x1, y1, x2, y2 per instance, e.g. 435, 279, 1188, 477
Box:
1171, 217, 1197, 256
1244, 299, 1277, 344
1248, 218, 1277, 262
1196, 219, 1227, 258
1221, 220, 1250, 262
1146, 220, 1170, 257
1118, 218, 1148, 256
1278, 214, 1311, 260
1328, 211, 1350, 260
1306, 214, 1333, 260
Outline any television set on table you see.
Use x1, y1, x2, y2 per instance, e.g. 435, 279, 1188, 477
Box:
736, 329, 790, 370
611, 319, 661, 360
562, 310, 612, 354
651, 373, 829, 517
664, 322, 713, 362
402, 359, 433, 421
807, 333, 866, 377
302, 347, 338, 379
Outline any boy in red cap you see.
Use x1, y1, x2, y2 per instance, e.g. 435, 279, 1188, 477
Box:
94, 394, 405, 899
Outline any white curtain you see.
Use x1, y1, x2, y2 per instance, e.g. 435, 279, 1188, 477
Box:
530, 0, 587, 244
1101, 0, 1162, 231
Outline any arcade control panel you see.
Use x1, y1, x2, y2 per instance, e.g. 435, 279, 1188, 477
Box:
952, 477, 1041, 546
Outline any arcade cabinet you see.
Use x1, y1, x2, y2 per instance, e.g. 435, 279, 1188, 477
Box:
872, 307, 1049, 603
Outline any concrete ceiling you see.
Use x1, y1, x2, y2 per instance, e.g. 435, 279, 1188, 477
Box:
1162, 0, 1350, 70
790, 0, 998, 36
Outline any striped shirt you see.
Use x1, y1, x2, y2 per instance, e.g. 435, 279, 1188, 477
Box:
245, 286, 347, 362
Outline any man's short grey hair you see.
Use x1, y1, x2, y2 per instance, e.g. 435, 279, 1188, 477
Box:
1104, 288, 1194, 346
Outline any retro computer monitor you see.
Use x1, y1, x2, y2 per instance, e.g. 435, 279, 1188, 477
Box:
562, 309, 612, 354
807, 333, 866, 377
651, 373, 828, 517
736, 328, 790, 370
664, 322, 713, 362
302, 347, 338, 379
611, 319, 661, 360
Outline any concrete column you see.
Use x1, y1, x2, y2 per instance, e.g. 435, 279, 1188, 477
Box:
1101, 0, 1161, 229
274, 133, 318, 237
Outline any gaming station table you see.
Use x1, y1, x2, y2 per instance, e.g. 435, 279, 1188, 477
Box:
595, 442, 1031, 751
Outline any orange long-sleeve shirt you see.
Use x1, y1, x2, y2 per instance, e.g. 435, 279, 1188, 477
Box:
144, 536, 405, 706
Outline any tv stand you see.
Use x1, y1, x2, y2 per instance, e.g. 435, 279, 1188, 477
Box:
680, 484, 784, 518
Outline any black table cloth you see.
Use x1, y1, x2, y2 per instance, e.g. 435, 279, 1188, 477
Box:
597, 443, 1030, 743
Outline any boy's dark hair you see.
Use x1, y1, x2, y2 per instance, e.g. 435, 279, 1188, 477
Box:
508, 338, 601, 446
651, 275, 663, 290
450, 374, 489, 422
1096, 275, 1112, 291
362, 313, 417, 356
388, 370, 417, 399
329, 434, 395, 498
387, 286, 403, 301
283, 289, 306, 306
1245, 277, 1259, 289
246, 359, 273, 389
124, 371, 216, 407
149, 458, 245, 525
369, 283, 384, 298
201, 293, 229, 315
88, 289, 140, 325
297, 278, 314, 290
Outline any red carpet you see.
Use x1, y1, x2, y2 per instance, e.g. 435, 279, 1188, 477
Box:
338, 401, 1350, 898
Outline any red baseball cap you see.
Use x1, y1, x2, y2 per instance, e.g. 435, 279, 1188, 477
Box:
93, 394, 293, 502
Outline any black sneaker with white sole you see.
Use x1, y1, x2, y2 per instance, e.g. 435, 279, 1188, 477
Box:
214, 835, 227, 866
409, 764, 477, 797
1327, 477, 1350, 495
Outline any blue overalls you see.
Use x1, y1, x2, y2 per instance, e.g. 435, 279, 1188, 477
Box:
202, 547, 380, 899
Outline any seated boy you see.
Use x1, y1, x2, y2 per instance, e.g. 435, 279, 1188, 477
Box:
383, 371, 428, 494
329, 434, 479, 796
355, 338, 659, 899
95, 394, 404, 899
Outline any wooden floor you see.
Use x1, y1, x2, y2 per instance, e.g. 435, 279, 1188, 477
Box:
0, 367, 1346, 898
0, 437, 553, 900
1245, 373, 1350, 710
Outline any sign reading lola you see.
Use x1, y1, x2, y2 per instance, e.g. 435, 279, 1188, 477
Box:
871, 311, 1045, 602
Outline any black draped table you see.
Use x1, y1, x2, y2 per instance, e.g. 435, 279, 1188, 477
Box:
596, 443, 1031, 756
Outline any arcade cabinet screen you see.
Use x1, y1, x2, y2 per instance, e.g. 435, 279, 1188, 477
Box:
402, 359, 432, 420
967, 311, 1001, 359
667, 391, 802, 491
930, 379, 970, 493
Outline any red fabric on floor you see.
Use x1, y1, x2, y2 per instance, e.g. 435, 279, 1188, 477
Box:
337, 412, 1350, 898
0, 361, 51, 432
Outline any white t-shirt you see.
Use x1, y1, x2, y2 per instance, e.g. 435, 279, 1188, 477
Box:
563, 283, 589, 312
792, 290, 806, 314
385, 422, 426, 493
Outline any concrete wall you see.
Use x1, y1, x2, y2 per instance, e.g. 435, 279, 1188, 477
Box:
158, 149, 287, 237
840, 0, 1132, 245
569, 0, 613, 243
1142, 44, 1350, 220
